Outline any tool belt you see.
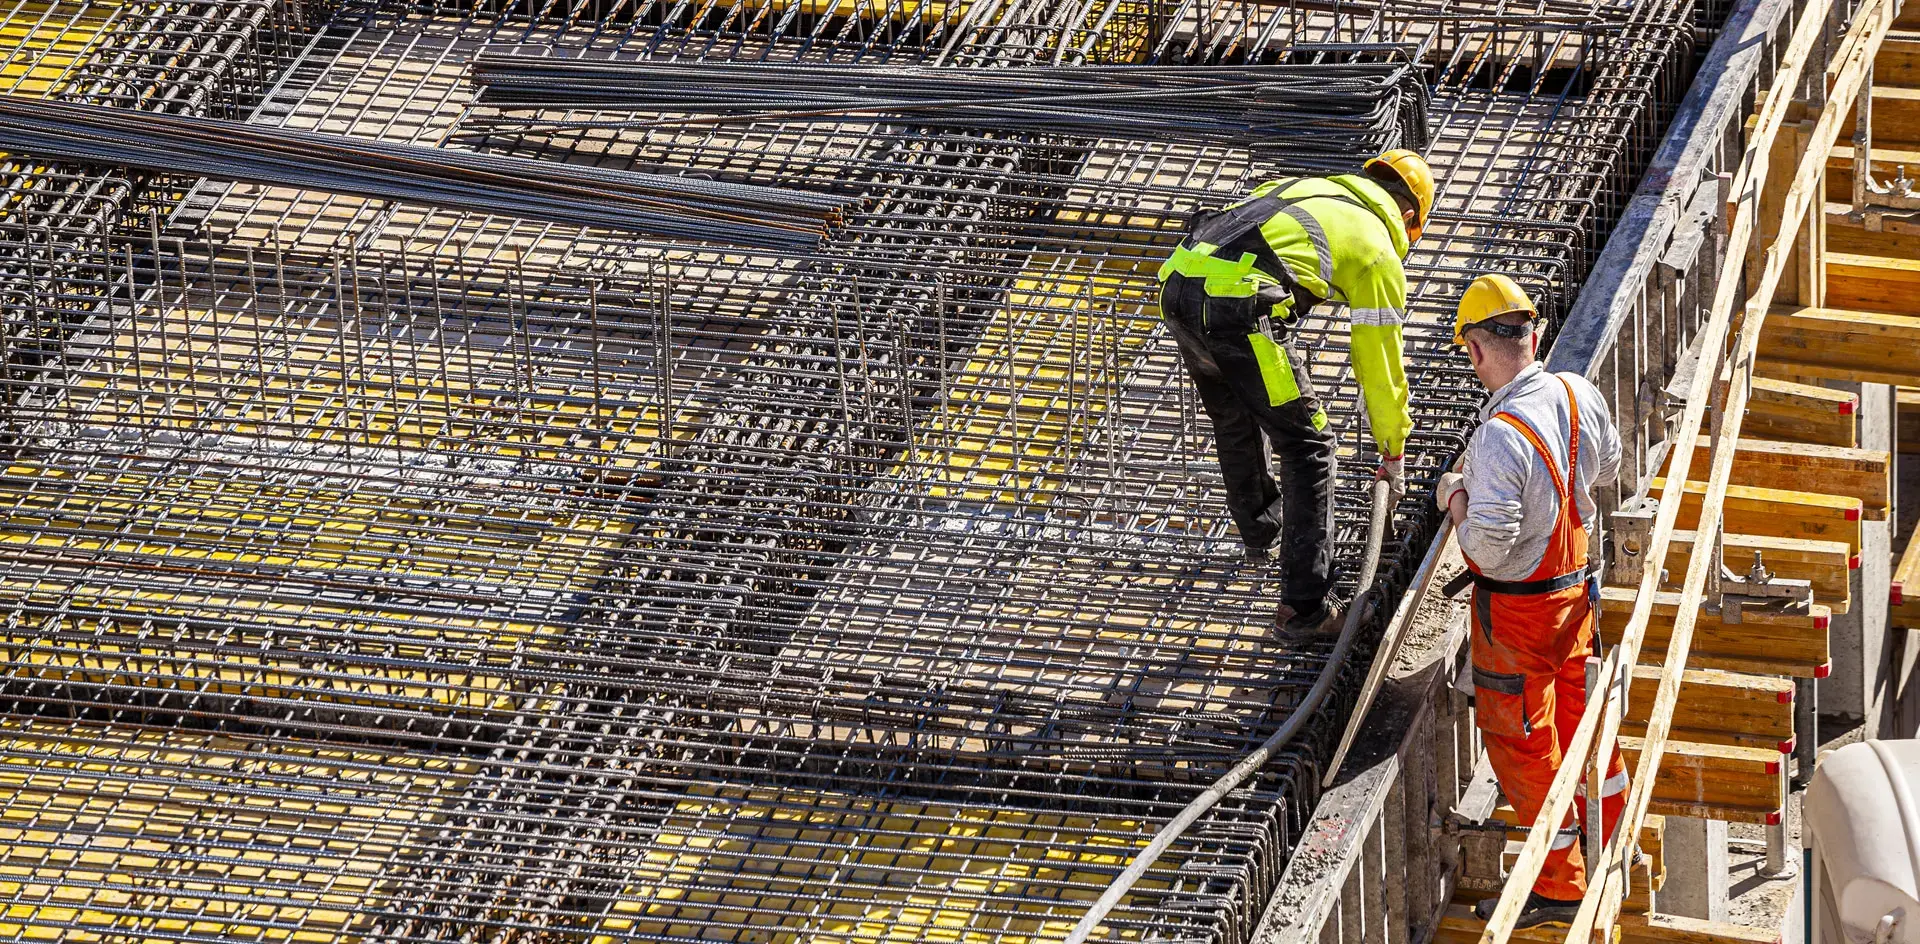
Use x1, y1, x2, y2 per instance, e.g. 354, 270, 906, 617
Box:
1442, 564, 1593, 598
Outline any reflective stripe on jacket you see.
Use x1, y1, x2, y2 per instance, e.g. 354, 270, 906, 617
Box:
1157, 174, 1413, 455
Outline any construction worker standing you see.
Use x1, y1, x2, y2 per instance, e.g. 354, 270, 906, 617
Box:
1156, 149, 1432, 637
1438, 274, 1629, 928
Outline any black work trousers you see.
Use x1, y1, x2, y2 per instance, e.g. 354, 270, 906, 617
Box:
1161, 273, 1337, 607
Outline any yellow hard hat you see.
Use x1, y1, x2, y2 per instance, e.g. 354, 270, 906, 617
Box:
1454, 273, 1538, 347
1364, 148, 1435, 241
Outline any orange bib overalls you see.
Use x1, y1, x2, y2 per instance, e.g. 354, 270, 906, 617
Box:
1466, 374, 1628, 901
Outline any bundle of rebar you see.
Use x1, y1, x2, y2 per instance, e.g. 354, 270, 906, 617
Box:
0, 94, 854, 250
466, 56, 1431, 158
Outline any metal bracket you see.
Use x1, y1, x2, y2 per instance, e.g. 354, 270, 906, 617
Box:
1609, 498, 1662, 587
1850, 63, 1920, 228
1709, 549, 1813, 624
1448, 761, 1508, 892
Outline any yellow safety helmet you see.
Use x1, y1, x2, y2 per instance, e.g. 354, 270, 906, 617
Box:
1454, 273, 1539, 347
1363, 148, 1435, 242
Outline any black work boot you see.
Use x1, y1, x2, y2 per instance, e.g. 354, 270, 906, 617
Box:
1273, 596, 1342, 643
1243, 542, 1277, 565
1473, 891, 1582, 929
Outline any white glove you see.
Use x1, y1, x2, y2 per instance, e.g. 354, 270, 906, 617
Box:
1435, 470, 1466, 513
1377, 454, 1406, 503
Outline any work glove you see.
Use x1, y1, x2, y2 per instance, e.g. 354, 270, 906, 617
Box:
1434, 470, 1466, 513
1376, 454, 1406, 504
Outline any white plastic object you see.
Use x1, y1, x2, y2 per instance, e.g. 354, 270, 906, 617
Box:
1805, 740, 1920, 944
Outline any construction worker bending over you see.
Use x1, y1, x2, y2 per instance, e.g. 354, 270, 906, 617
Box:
1438, 274, 1630, 929
1156, 149, 1433, 638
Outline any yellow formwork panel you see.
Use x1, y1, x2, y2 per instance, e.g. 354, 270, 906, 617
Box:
0, 1, 117, 99
0, 303, 675, 714
64, 305, 673, 461
0, 502, 639, 712
716, 0, 964, 24
920, 258, 1159, 506
910, 142, 1211, 507
0, 0, 122, 226
766, 546, 1274, 758
0, 719, 470, 943
590, 784, 1169, 944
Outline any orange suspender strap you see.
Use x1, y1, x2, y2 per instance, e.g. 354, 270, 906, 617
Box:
1492, 374, 1584, 527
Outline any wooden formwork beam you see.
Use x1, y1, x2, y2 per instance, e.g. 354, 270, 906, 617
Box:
1760, 304, 1920, 386
1619, 737, 1785, 824
1622, 665, 1797, 753
1893, 526, 1920, 628
1440, 909, 1783, 944
1826, 205, 1920, 258
1486, 810, 1667, 908
1899, 387, 1920, 452
1667, 529, 1853, 612
1661, 434, 1889, 519
1844, 82, 1920, 146
1824, 143, 1920, 201
1827, 251, 1920, 314
1598, 587, 1831, 678
1656, 475, 1864, 553
1746, 375, 1857, 447
1877, 31, 1920, 83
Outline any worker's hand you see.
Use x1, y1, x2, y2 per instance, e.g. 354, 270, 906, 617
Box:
1434, 470, 1465, 513
1376, 453, 1406, 503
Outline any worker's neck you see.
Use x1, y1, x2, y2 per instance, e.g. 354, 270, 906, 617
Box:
1478, 358, 1535, 395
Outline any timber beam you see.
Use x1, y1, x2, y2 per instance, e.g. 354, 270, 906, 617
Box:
1845, 85, 1920, 147
1826, 204, 1920, 258
1661, 434, 1889, 519
1486, 808, 1666, 910
1825, 142, 1920, 201
1827, 251, 1920, 314
1622, 664, 1797, 753
1893, 525, 1920, 628
1598, 587, 1831, 678
1760, 304, 1920, 386
1878, 30, 1920, 84
1438, 909, 1783, 944
1745, 375, 1857, 447
1666, 529, 1854, 613
1655, 476, 1864, 554
1899, 387, 1920, 452
1619, 736, 1786, 825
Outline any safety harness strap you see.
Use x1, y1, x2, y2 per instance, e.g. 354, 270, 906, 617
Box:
1157, 181, 1368, 296
1455, 374, 1588, 598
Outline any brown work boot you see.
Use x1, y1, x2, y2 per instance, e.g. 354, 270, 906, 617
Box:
1474, 891, 1582, 929
1273, 597, 1343, 644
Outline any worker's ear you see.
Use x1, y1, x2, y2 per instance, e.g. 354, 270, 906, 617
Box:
1527, 330, 1541, 361
1465, 338, 1483, 368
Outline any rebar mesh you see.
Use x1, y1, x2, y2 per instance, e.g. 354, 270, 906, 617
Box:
0, 0, 1724, 939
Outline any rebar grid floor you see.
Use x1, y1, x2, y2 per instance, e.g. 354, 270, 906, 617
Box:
0, 0, 1721, 939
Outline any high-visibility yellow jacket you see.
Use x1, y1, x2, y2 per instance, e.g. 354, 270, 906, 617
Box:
1158, 174, 1413, 456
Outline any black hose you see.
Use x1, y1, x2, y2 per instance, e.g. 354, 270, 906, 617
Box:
1065, 478, 1394, 944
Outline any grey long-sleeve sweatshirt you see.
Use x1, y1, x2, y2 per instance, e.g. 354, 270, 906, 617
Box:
1458, 362, 1622, 582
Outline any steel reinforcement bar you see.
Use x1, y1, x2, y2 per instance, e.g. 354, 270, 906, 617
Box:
0, 0, 1736, 940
